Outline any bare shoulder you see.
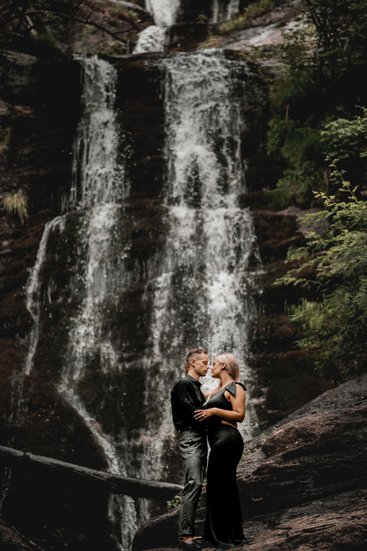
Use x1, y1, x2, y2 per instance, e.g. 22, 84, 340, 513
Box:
235, 384, 246, 398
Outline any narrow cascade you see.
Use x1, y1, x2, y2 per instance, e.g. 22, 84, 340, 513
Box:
212, 0, 240, 24
59, 55, 136, 550
146, 50, 261, 439
19, 55, 137, 550
25, 216, 66, 376
134, 0, 180, 53
8, 216, 66, 431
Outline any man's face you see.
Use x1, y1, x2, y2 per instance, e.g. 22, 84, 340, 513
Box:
192, 354, 209, 377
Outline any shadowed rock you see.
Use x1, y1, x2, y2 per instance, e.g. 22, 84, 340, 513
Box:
132, 373, 367, 550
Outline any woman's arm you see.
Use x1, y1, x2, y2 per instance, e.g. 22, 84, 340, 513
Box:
194, 386, 246, 423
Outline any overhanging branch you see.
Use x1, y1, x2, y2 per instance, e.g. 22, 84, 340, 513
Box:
26, 8, 139, 42
0, 445, 183, 501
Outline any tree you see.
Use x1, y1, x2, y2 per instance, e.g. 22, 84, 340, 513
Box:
0, 0, 142, 50
301, 0, 367, 78
279, 159, 367, 381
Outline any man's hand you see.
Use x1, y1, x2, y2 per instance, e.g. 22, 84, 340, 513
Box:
194, 408, 216, 421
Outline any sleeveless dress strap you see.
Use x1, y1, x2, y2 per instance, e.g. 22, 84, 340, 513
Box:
225, 381, 247, 397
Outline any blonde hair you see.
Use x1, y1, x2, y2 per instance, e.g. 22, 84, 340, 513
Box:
184, 348, 208, 373
215, 353, 240, 380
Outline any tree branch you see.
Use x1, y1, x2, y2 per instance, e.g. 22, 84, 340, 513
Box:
0, 444, 183, 501
26, 8, 139, 42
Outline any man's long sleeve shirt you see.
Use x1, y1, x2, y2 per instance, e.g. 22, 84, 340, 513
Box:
171, 374, 206, 433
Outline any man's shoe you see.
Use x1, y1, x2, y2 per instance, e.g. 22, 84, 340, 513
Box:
179, 538, 202, 549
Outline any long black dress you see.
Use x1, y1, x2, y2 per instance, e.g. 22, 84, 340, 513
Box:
202, 381, 247, 548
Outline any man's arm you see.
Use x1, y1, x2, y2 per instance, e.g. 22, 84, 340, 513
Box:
171, 379, 202, 428
194, 386, 246, 424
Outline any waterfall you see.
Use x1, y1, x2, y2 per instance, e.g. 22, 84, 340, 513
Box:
134, 1, 242, 53
15, 43, 262, 550
134, 0, 180, 53
7, 215, 67, 433
145, 0, 180, 26
146, 50, 260, 434
25, 216, 66, 376
212, 0, 241, 24
59, 55, 137, 550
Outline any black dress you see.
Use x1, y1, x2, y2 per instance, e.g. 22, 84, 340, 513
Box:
202, 381, 247, 548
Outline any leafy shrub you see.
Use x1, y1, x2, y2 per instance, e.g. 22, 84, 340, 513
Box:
265, 118, 323, 208
2, 189, 29, 224
278, 165, 367, 381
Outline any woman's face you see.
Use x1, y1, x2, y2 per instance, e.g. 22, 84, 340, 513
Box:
211, 358, 225, 379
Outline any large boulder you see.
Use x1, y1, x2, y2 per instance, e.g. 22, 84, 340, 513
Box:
133, 373, 367, 550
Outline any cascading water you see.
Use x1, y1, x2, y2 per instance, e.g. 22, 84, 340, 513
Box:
134, 1, 242, 53
14, 39, 263, 551
144, 50, 261, 438
134, 0, 180, 53
212, 0, 241, 24
17, 55, 137, 550
59, 55, 138, 550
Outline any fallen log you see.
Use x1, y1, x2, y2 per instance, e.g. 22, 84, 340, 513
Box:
0, 445, 182, 501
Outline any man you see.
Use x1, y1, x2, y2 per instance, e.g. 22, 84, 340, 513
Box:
171, 348, 209, 549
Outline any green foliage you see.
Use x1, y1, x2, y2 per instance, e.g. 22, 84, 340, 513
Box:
265, 118, 322, 208
2, 189, 29, 224
278, 166, 367, 381
264, 162, 320, 209
167, 493, 183, 510
265, 2, 367, 381
320, 108, 367, 162
196, 14, 208, 24
267, 119, 321, 163
301, 0, 367, 78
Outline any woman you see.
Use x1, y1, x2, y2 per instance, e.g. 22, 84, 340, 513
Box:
194, 353, 247, 549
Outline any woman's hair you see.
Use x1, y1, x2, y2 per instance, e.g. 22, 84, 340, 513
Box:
215, 352, 240, 380
184, 348, 208, 373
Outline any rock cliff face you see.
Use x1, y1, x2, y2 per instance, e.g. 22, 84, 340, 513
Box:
0, 50, 81, 445
249, 207, 333, 427
133, 373, 367, 550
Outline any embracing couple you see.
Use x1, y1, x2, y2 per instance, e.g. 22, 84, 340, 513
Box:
171, 348, 249, 550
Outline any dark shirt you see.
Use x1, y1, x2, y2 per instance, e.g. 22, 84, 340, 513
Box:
204, 381, 247, 431
171, 374, 206, 432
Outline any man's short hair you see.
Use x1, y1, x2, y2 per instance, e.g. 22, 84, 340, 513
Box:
184, 348, 208, 373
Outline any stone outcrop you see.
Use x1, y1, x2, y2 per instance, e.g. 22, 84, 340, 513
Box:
133, 373, 367, 550
0, 520, 42, 551
195, 0, 303, 55
249, 208, 333, 427
0, 49, 81, 445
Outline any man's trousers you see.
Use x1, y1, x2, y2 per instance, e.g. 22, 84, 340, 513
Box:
177, 429, 207, 538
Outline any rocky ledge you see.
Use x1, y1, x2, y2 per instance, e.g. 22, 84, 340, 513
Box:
133, 373, 367, 550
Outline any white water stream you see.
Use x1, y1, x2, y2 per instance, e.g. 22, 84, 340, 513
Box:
147, 51, 260, 433
19, 43, 262, 550
212, 0, 241, 24
134, 0, 180, 53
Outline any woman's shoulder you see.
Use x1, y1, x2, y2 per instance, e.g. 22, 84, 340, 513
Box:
225, 381, 247, 397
